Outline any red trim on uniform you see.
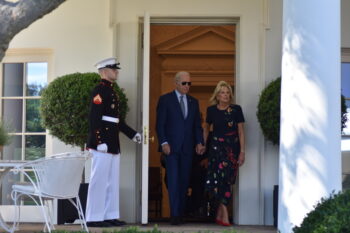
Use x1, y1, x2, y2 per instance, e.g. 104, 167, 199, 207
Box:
93, 94, 102, 104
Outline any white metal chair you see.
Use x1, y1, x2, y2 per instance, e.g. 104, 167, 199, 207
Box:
9, 152, 90, 233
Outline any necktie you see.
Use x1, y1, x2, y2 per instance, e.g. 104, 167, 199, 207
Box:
180, 95, 186, 118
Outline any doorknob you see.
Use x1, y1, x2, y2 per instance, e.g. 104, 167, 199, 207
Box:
143, 126, 148, 145
143, 126, 155, 144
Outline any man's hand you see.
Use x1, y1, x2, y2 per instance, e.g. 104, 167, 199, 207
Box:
132, 132, 142, 144
162, 144, 171, 155
196, 144, 205, 155
97, 143, 108, 153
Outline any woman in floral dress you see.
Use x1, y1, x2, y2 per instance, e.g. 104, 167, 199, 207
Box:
203, 81, 245, 226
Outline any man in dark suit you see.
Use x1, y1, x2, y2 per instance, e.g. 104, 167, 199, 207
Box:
156, 71, 205, 225
86, 57, 141, 228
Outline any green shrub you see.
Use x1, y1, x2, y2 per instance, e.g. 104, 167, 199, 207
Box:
256, 78, 281, 145
293, 190, 350, 233
40, 72, 128, 149
257, 77, 348, 145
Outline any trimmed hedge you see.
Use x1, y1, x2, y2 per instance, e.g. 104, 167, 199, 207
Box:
293, 190, 350, 233
257, 77, 348, 145
40, 72, 128, 149
256, 78, 281, 145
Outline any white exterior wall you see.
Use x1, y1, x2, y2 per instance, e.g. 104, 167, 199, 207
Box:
262, 0, 350, 226
8, 0, 114, 155
7, 0, 143, 222
2, 0, 298, 225
5, 0, 350, 226
279, 1, 341, 232
262, 0, 283, 225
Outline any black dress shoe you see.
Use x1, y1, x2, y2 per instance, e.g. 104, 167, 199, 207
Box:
104, 219, 127, 226
87, 221, 113, 227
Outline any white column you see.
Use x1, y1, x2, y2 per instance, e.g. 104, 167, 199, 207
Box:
278, 1, 341, 233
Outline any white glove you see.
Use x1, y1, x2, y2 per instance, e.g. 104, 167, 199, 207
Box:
132, 132, 142, 144
97, 143, 108, 152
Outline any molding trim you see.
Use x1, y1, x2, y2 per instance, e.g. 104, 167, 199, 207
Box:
5, 48, 53, 56
3, 48, 53, 63
150, 16, 239, 25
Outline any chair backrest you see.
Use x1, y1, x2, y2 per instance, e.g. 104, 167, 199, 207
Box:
33, 152, 89, 198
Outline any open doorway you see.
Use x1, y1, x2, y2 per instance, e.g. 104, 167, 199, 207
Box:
147, 24, 236, 222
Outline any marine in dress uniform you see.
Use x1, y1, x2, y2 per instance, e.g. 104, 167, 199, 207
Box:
86, 57, 141, 228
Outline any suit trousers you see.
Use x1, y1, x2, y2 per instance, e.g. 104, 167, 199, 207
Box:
86, 150, 120, 221
165, 150, 193, 217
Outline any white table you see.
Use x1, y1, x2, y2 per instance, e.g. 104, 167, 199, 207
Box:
0, 161, 26, 232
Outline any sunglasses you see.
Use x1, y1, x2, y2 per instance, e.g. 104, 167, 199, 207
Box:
181, 82, 191, 86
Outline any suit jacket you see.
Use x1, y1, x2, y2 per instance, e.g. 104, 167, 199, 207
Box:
156, 91, 203, 154
86, 79, 136, 154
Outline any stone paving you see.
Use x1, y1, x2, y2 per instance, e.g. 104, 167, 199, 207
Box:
4, 222, 277, 233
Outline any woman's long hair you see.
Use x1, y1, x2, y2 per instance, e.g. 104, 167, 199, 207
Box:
209, 81, 234, 105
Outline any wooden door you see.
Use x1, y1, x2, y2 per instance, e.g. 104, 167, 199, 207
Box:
148, 24, 236, 219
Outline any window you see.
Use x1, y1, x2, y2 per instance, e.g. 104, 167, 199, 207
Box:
1, 62, 47, 161
342, 48, 350, 190
341, 56, 350, 136
0, 49, 51, 205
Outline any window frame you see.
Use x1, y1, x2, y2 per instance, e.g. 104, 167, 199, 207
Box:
0, 49, 53, 161
342, 48, 350, 137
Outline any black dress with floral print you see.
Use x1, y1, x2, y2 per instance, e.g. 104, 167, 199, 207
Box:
205, 104, 245, 206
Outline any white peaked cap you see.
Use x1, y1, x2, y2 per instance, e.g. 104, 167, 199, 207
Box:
94, 57, 120, 69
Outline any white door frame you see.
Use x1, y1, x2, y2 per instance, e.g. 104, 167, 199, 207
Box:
140, 12, 150, 225
138, 15, 244, 224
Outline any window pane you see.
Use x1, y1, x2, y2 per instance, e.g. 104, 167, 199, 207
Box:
26, 99, 44, 132
341, 62, 350, 97
2, 99, 23, 132
2, 135, 22, 160
2, 63, 24, 97
26, 62, 47, 96
25, 135, 45, 160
